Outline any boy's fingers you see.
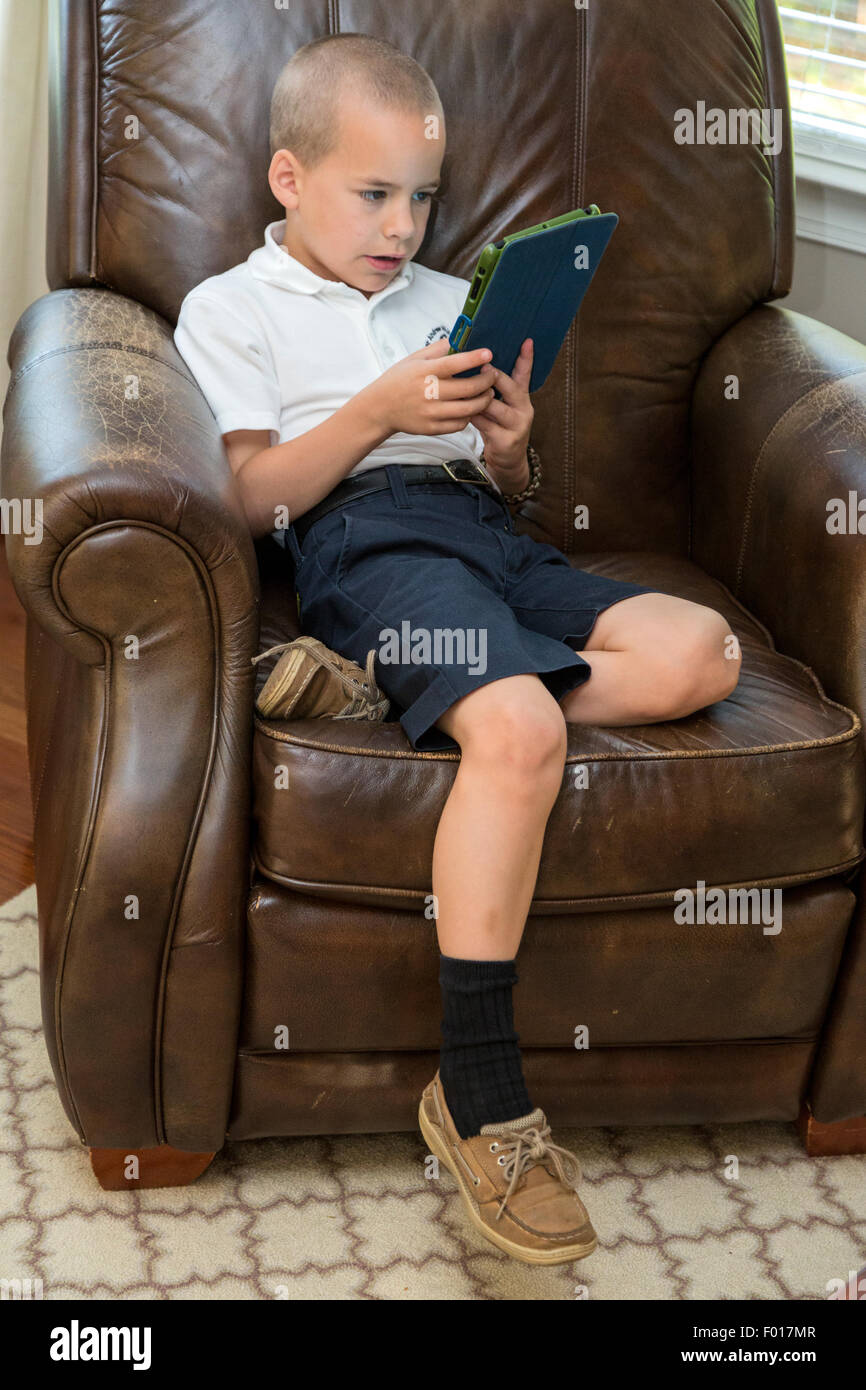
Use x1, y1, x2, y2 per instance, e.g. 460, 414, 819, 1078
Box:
433, 385, 495, 416
439, 366, 496, 399
409, 337, 452, 363
433, 346, 494, 376
489, 369, 517, 406
474, 396, 508, 424
508, 338, 533, 391
487, 340, 532, 405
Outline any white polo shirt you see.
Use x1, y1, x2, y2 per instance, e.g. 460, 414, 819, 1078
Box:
173, 218, 496, 548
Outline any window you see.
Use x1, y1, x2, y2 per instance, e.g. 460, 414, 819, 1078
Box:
777, 3, 866, 249
778, 2, 866, 137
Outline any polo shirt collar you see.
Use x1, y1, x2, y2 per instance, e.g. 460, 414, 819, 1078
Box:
250, 219, 414, 299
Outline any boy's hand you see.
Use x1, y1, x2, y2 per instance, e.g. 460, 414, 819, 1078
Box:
467, 338, 534, 490
361, 337, 497, 438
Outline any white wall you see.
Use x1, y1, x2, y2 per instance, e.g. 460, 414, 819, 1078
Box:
784, 236, 866, 342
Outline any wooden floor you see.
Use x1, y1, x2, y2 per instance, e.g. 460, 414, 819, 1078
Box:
0, 538, 34, 899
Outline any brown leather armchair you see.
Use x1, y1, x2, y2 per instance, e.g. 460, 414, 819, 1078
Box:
3, 0, 866, 1192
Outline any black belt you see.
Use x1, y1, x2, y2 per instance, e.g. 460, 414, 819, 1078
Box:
291, 459, 499, 549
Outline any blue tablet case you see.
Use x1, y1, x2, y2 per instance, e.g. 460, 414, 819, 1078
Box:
448, 212, 618, 394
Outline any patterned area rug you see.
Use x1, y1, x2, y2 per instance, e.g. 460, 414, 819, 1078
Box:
2, 885, 864, 1301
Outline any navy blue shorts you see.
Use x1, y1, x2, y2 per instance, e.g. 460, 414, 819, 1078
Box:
285, 464, 659, 753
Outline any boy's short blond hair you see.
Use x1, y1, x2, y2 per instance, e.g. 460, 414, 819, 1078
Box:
269, 32, 443, 166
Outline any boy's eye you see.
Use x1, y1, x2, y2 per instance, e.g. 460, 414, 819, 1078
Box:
359, 190, 435, 204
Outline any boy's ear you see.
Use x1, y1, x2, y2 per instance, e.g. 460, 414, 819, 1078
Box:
268, 147, 303, 208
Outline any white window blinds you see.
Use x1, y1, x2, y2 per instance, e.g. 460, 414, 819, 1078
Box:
778, 2, 866, 136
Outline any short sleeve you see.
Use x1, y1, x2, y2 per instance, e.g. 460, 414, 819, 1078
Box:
173, 291, 281, 438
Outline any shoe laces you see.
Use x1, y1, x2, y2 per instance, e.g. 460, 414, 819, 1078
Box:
490, 1120, 584, 1222
251, 642, 388, 720
332, 648, 389, 721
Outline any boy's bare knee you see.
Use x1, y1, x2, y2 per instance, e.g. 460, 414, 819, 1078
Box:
687, 611, 742, 707
440, 677, 567, 774
663, 610, 742, 717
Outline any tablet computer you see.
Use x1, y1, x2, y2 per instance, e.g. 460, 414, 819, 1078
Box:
448, 204, 618, 394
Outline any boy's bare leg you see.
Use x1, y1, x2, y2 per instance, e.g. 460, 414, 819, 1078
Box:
558, 592, 741, 726
432, 676, 566, 960
431, 595, 741, 958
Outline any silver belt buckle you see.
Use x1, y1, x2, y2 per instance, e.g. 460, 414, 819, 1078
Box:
442, 457, 495, 486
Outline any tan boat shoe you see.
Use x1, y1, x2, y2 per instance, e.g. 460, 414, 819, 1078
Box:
252, 636, 390, 722
419, 1070, 597, 1265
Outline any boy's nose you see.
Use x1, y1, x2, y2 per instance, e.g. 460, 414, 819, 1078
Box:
383, 224, 415, 243
383, 206, 418, 239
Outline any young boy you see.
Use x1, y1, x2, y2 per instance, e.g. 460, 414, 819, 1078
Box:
174, 32, 741, 1267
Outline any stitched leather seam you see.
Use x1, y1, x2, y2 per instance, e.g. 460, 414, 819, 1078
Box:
451, 1143, 481, 1184
253, 852, 866, 911
255, 719, 861, 757
7, 340, 197, 398
492, 1207, 589, 1242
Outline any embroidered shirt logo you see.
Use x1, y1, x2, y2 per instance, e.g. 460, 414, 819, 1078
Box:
424, 324, 450, 346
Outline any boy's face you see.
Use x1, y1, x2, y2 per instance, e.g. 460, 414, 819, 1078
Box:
272, 91, 444, 299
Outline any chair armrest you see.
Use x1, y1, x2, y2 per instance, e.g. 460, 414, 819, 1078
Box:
692, 305, 866, 1124
3, 287, 258, 654
1, 288, 259, 1152
691, 303, 866, 722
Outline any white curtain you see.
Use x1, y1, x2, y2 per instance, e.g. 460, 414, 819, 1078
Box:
0, 0, 50, 445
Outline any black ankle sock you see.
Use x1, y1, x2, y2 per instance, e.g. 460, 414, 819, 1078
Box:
438, 953, 535, 1140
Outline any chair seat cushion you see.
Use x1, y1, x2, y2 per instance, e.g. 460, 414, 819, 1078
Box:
252, 544, 865, 911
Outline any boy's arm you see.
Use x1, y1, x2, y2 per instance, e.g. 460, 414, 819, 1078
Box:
175, 290, 392, 541
176, 291, 494, 541
223, 385, 391, 540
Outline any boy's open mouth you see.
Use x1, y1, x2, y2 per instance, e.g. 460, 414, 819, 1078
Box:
365, 254, 405, 270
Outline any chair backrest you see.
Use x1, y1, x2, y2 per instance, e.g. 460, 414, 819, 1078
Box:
47, 0, 794, 556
